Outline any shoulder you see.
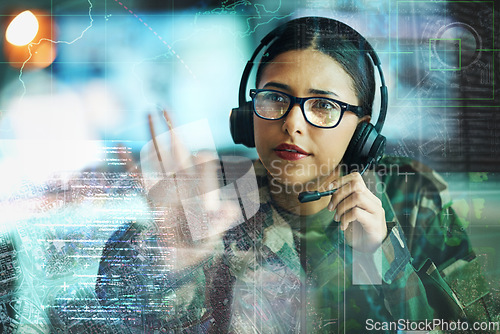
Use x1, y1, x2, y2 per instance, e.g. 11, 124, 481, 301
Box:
376, 155, 451, 206
377, 156, 447, 188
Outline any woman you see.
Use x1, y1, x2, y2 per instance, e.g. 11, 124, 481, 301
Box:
96, 17, 493, 333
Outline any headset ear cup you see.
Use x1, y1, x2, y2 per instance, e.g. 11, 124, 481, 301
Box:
343, 122, 368, 168
343, 122, 386, 169
368, 134, 386, 164
230, 101, 255, 147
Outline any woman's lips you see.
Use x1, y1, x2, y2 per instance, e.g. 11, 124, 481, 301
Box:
274, 143, 311, 161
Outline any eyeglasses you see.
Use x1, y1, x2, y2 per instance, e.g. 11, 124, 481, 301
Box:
250, 89, 364, 128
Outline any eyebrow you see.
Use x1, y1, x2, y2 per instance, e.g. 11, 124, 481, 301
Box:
262, 82, 339, 97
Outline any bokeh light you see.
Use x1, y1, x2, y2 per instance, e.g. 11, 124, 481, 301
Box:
5, 10, 39, 46
3, 9, 56, 70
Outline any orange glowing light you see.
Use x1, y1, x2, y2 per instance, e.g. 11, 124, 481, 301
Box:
3, 10, 57, 70
5, 10, 39, 46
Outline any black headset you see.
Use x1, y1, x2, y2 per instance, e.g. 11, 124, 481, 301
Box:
229, 17, 387, 170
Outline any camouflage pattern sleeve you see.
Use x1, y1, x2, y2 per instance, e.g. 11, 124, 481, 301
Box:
377, 156, 495, 324
378, 221, 436, 320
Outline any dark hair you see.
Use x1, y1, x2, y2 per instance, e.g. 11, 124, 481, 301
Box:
255, 17, 375, 116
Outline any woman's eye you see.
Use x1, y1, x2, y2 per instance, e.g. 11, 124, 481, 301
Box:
258, 91, 287, 104
312, 99, 338, 112
266, 92, 286, 103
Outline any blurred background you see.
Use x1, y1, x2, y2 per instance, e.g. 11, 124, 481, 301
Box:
0, 0, 499, 332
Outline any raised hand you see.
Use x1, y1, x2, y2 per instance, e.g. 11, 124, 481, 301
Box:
327, 171, 387, 253
144, 111, 245, 269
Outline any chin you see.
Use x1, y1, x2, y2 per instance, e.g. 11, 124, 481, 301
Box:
265, 156, 332, 185
269, 172, 323, 194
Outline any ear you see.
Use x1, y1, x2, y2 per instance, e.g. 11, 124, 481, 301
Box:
358, 115, 371, 124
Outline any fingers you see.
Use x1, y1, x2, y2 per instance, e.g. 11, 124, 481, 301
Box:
162, 109, 174, 131
146, 111, 214, 208
327, 172, 384, 231
150, 112, 240, 235
148, 111, 223, 212
325, 171, 387, 252
162, 110, 191, 171
193, 151, 221, 211
339, 206, 374, 232
327, 172, 363, 210
333, 187, 381, 221
328, 172, 380, 213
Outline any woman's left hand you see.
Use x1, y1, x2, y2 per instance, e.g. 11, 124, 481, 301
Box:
327, 172, 387, 253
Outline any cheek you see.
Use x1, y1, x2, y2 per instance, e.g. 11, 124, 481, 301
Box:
322, 134, 351, 158
253, 116, 265, 154
314, 123, 358, 167
253, 117, 285, 179
253, 116, 275, 155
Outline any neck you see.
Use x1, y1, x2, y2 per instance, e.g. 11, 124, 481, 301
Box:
268, 168, 340, 216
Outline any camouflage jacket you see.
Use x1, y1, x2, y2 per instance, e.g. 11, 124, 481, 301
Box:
95, 156, 497, 333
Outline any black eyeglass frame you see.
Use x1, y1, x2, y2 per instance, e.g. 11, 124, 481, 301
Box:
250, 89, 365, 129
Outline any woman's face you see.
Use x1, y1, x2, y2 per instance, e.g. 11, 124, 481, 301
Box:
254, 49, 363, 192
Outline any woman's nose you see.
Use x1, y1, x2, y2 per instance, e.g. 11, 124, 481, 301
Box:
282, 104, 307, 135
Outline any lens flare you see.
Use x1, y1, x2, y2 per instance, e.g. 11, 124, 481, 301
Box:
6, 10, 39, 46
